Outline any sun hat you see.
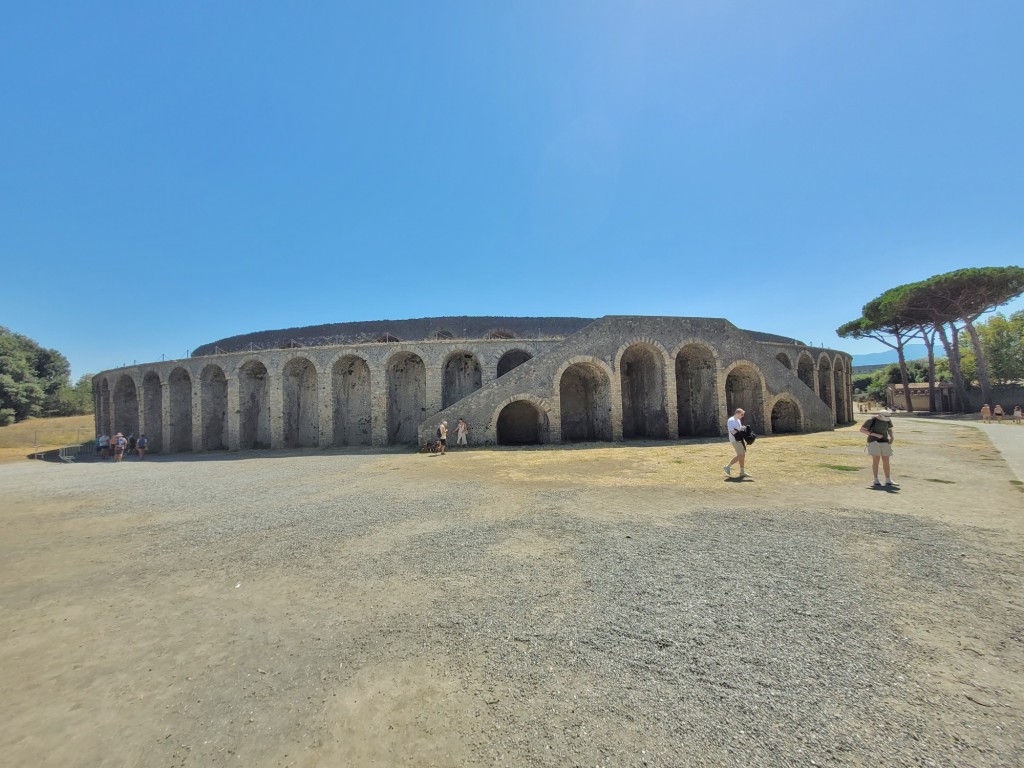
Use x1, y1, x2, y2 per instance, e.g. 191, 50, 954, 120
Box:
875, 411, 892, 421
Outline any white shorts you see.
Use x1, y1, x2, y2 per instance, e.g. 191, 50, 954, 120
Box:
731, 440, 745, 456
867, 442, 893, 457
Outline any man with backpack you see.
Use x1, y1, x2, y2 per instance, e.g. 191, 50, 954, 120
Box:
724, 408, 751, 478
437, 420, 448, 455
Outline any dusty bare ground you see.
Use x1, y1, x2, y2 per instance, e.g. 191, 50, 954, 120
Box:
1, 419, 1022, 767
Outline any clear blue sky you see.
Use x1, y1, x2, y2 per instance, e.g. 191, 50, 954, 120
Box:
3, 2, 1022, 379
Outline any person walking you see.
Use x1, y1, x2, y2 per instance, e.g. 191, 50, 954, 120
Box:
137, 434, 148, 459
981, 404, 991, 423
861, 410, 898, 488
1013, 405, 1022, 425
438, 420, 448, 454
994, 404, 1005, 424
724, 408, 750, 478
112, 432, 127, 463
455, 418, 469, 447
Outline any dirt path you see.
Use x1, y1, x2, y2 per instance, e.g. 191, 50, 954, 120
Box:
1, 419, 1022, 766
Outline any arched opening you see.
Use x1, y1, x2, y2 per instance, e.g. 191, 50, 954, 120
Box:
113, 375, 139, 438
332, 356, 371, 446
387, 353, 426, 445
559, 362, 612, 442
97, 378, 111, 436
443, 352, 482, 409
725, 364, 766, 435
620, 344, 668, 439
776, 352, 792, 369
497, 400, 549, 445
239, 361, 271, 449
497, 349, 532, 377
168, 368, 193, 452
283, 357, 319, 448
201, 365, 228, 451
797, 353, 815, 391
834, 360, 849, 423
818, 357, 834, 417
142, 372, 163, 452
676, 345, 718, 437
771, 399, 801, 434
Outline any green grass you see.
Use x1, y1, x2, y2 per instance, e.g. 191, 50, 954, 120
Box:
821, 464, 861, 472
925, 478, 956, 484
1011, 480, 1023, 486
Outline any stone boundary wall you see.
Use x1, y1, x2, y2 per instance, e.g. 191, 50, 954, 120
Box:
93, 316, 852, 454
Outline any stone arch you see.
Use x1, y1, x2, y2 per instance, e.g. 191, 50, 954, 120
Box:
201, 364, 228, 451
113, 374, 140, 438
724, 361, 766, 435
617, 342, 669, 439
442, 350, 482, 409
817, 353, 834, 417
168, 368, 193, 452
675, 343, 719, 437
283, 357, 320, 448
497, 349, 533, 378
486, 328, 516, 340
833, 358, 849, 423
332, 355, 371, 446
495, 396, 551, 445
142, 371, 163, 452
386, 352, 426, 445
239, 360, 271, 449
797, 351, 816, 391
97, 378, 111, 436
558, 359, 612, 443
770, 396, 802, 434
775, 352, 792, 369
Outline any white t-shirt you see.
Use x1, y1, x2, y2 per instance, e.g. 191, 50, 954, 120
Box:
727, 415, 743, 443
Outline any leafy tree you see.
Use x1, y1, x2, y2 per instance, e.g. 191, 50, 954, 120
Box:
959, 312, 1024, 385
0, 326, 82, 422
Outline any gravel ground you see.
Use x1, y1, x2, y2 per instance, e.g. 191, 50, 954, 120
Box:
2, 421, 1023, 767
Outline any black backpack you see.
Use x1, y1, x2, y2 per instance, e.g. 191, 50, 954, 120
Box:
436, 426, 442, 438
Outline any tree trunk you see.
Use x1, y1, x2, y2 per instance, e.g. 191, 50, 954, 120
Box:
895, 336, 914, 412
937, 323, 969, 412
919, 325, 937, 412
964, 318, 993, 406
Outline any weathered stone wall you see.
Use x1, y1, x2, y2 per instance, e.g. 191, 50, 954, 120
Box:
93, 317, 852, 454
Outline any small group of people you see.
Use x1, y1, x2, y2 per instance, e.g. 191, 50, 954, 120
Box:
95, 432, 148, 461
434, 418, 469, 454
723, 406, 899, 489
980, 403, 1022, 424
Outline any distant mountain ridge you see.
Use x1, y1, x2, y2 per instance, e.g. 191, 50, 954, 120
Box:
852, 344, 942, 367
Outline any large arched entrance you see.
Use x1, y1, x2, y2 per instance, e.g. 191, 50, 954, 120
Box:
497, 349, 533, 378
725, 364, 765, 435
676, 345, 718, 437
771, 398, 801, 434
559, 362, 612, 442
142, 372, 163, 452
239, 361, 270, 449
201, 365, 228, 450
283, 358, 319, 448
113, 375, 139, 438
168, 368, 193, 452
443, 352, 482, 409
387, 353, 426, 445
332, 356, 371, 446
620, 344, 668, 439
497, 400, 549, 445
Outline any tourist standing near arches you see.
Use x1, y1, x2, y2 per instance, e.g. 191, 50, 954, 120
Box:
438, 420, 448, 454
861, 410, 897, 489
137, 434, 148, 459
455, 418, 468, 447
724, 408, 750, 478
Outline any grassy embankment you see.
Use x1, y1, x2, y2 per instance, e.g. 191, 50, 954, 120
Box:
0, 415, 94, 463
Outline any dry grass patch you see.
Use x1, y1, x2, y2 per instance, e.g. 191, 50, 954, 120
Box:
0, 415, 94, 463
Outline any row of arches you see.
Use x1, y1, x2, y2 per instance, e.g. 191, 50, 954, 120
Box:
96, 341, 851, 453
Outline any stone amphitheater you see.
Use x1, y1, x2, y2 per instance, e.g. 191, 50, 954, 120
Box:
92, 316, 853, 453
